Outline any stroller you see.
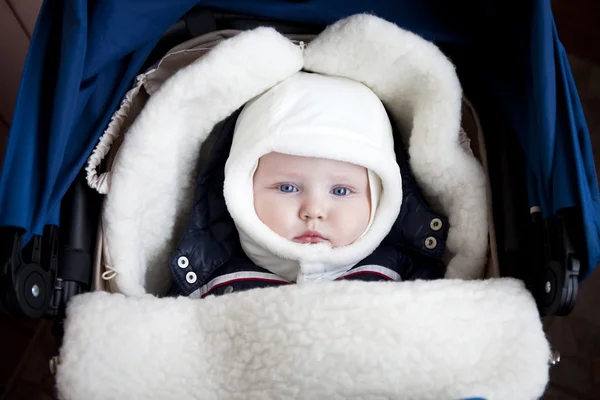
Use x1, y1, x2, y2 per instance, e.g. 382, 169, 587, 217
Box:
1, 1, 598, 399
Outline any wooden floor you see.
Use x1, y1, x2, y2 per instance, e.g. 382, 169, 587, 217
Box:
0, 1, 599, 399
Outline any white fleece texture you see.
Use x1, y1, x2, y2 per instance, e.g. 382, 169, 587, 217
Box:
56, 278, 550, 400
304, 14, 489, 279
102, 28, 303, 296
102, 14, 488, 297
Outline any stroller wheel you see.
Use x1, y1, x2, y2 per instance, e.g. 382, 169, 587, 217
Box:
539, 258, 579, 316
12, 262, 51, 318
0, 228, 52, 319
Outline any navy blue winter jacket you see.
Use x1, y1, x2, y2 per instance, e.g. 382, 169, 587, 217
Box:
168, 109, 449, 298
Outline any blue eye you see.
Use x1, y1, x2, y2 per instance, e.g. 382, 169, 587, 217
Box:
331, 187, 350, 196
279, 184, 298, 193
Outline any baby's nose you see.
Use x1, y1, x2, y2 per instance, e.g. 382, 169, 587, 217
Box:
300, 196, 326, 220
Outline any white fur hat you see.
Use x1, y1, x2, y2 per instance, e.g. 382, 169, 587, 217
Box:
224, 71, 402, 281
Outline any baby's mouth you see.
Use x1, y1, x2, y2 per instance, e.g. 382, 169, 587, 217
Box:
293, 230, 327, 244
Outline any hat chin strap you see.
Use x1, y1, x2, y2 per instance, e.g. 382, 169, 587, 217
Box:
238, 227, 342, 282
296, 263, 354, 283
238, 224, 369, 283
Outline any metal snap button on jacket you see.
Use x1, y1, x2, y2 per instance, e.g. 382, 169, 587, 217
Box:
425, 236, 438, 249
430, 218, 443, 231
186, 271, 197, 284
177, 256, 189, 269
224, 286, 234, 294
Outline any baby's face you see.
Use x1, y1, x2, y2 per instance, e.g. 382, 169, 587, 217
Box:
253, 152, 371, 247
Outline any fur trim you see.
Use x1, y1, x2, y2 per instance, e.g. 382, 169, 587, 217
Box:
56, 279, 550, 400
303, 14, 489, 279
102, 28, 303, 296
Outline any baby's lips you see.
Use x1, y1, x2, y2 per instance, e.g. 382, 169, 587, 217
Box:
293, 229, 330, 243
293, 235, 327, 244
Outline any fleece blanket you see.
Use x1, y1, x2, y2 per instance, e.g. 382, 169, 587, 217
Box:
56, 278, 550, 400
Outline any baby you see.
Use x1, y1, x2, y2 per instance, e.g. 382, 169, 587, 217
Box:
169, 71, 447, 297
223, 70, 403, 284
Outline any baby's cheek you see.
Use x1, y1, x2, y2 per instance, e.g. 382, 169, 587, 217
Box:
354, 197, 372, 222
254, 195, 291, 236
255, 194, 273, 220
349, 197, 372, 240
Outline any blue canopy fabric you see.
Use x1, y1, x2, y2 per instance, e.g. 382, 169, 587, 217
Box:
0, 0, 598, 279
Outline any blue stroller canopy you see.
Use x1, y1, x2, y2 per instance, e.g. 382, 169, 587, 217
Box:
0, 0, 598, 279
